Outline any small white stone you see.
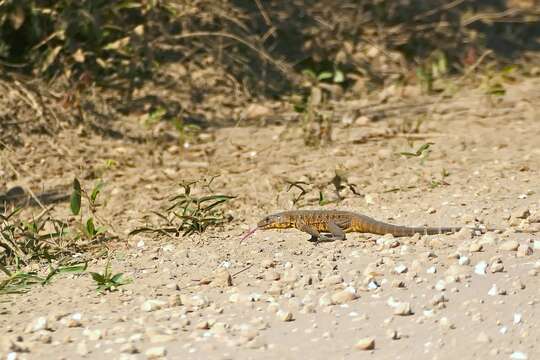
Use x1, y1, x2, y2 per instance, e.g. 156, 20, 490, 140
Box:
141, 300, 166, 312
435, 280, 446, 291
426, 266, 437, 274
76, 341, 89, 356
488, 284, 498, 296
510, 351, 528, 360
26, 317, 49, 333
319, 293, 333, 307
322, 274, 344, 286
394, 264, 408, 274
500, 240, 519, 251
490, 261, 505, 273
439, 317, 455, 329
393, 302, 412, 316
354, 337, 375, 350
476, 331, 491, 343
276, 310, 294, 322
219, 260, 232, 269
458, 256, 470, 266
145, 346, 167, 359
331, 288, 358, 305
517, 244, 533, 257
500, 326, 508, 334
474, 261, 488, 275
513, 313, 522, 325
469, 243, 483, 252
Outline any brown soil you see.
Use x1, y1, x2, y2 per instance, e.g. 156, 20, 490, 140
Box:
1, 77, 540, 360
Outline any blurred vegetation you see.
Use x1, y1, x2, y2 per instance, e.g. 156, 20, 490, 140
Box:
0, 0, 538, 141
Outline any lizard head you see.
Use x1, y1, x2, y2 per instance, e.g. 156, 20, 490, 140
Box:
257, 212, 292, 230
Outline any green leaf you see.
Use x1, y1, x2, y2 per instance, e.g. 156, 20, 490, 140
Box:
111, 273, 126, 284
400, 142, 434, 157
85, 218, 96, 237
90, 180, 104, 203
70, 178, 82, 215
333, 69, 345, 83
302, 69, 317, 79
317, 71, 333, 81
90, 272, 105, 284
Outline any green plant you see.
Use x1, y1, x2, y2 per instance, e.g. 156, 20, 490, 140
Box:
480, 65, 518, 97
0, 262, 87, 295
130, 178, 235, 237
90, 259, 130, 293
416, 50, 449, 94
70, 178, 107, 240
400, 142, 434, 159
0, 177, 111, 279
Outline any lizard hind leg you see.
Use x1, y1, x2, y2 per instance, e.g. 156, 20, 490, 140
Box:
327, 221, 347, 241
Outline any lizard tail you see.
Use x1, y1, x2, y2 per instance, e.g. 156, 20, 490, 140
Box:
353, 215, 461, 237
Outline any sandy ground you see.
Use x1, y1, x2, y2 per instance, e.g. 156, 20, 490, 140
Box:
1, 77, 540, 360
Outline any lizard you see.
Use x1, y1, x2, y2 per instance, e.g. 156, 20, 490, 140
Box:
241, 209, 468, 242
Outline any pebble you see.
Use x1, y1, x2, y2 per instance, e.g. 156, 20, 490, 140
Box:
386, 329, 400, 340
196, 321, 210, 330
145, 346, 167, 359
512, 207, 530, 219
476, 331, 492, 343
469, 243, 483, 252
488, 284, 506, 296
439, 317, 455, 330
276, 310, 294, 322
354, 337, 375, 350
283, 270, 299, 283
517, 244, 533, 257
490, 260, 505, 273
435, 280, 446, 291
331, 288, 358, 304
500, 240, 519, 251
488, 284, 498, 296
510, 352, 528, 360
141, 300, 166, 312
393, 302, 413, 316
474, 261, 488, 275
76, 341, 89, 356
322, 274, 344, 286
25, 317, 49, 333
458, 256, 470, 266
513, 313, 522, 325
168, 294, 182, 307
445, 264, 471, 279
67, 313, 83, 328
120, 343, 139, 354
260, 259, 274, 268
479, 232, 498, 246
264, 270, 281, 281
394, 264, 408, 274
83, 329, 103, 341
212, 269, 233, 287
426, 266, 437, 274
182, 295, 210, 308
